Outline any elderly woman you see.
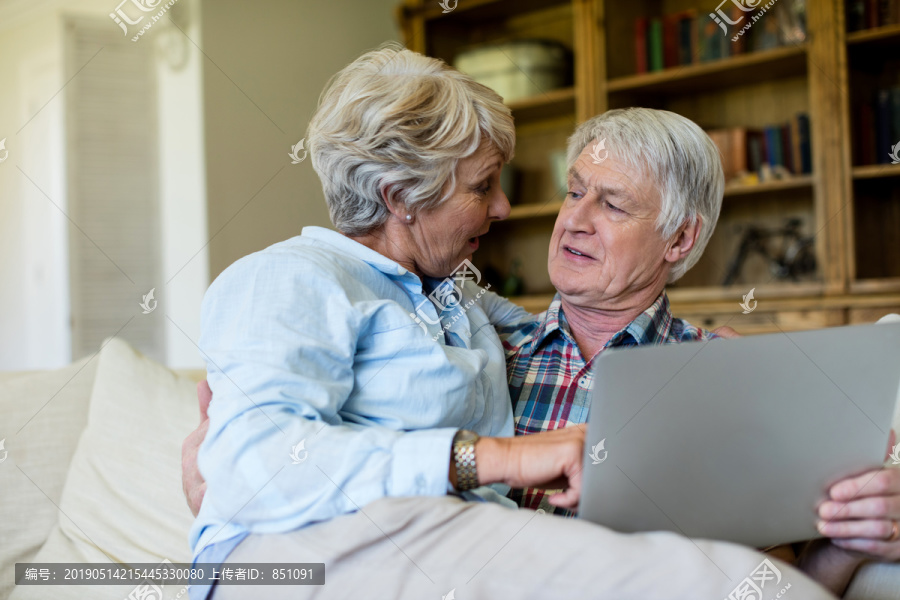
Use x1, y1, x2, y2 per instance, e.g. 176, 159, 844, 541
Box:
188, 44, 836, 600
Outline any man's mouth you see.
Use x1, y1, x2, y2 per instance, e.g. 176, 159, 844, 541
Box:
564, 245, 592, 259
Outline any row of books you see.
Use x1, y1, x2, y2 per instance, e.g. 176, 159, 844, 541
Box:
707, 114, 812, 184
857, 86, 900, 165
634, 1, 807, 74
846, 0, 900, 32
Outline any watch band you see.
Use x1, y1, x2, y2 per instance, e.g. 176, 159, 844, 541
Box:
452, 430, 480, 492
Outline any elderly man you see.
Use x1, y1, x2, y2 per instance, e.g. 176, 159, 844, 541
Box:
183, 103, 895, 598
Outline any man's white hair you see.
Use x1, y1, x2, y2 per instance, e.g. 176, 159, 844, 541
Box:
566, 108, 725, 282
307, 43, 515, 236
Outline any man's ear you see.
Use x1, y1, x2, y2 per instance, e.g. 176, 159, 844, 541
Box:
664, 216, 703, 264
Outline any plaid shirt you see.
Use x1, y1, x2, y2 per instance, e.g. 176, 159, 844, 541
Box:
498, 291, 716, 516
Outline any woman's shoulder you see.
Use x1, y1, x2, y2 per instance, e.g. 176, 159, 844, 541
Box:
214, 234, 379, 291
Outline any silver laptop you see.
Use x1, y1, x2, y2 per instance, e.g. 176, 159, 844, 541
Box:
578, 322, 900, 548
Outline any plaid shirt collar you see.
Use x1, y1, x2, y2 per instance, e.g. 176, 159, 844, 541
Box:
524, 290, 675, 357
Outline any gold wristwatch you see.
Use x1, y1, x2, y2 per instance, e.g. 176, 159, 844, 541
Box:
452, 429, 480, 492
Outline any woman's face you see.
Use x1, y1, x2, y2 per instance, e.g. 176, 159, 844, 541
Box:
410, 142, 510, 278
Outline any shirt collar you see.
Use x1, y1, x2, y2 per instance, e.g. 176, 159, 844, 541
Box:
526, 290, 674, 354
301, 226, 419, 282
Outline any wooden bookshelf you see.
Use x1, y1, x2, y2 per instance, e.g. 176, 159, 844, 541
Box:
852, 164, 900, 179
722, 176, 815, 197
846, 22, 900, 44
507, 86, 576, 122
606, 45, 808, 95
397, 1, 897, 332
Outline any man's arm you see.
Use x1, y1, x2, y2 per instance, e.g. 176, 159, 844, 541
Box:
182, 381, 211, 517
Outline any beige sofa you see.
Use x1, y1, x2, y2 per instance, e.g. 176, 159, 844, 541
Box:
1, 337, 898, 600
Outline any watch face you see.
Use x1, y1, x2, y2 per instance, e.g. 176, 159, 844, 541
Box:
455, 430, 480, 444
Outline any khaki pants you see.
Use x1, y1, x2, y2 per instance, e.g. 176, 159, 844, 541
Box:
214, 496, 835, 600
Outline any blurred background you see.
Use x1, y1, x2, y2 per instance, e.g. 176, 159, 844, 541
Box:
1, 0, 899, 371
0, 0, 400, 369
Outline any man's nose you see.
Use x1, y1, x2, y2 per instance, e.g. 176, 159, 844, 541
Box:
561, 196, 595, 235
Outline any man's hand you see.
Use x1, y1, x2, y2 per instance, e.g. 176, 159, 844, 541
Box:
712, 325, 741, 338
476, 426, 586, 510
182, 380, 211, 517
816, 430, 900, 561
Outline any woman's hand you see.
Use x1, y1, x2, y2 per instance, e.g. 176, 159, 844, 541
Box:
816, 430, 900, 561
475, 426, 586, 510
181, 380, 212, 517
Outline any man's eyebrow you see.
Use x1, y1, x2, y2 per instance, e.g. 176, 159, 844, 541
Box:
567, 168, 637, 204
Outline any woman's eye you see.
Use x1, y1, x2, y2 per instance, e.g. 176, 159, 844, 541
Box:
606, 200, 624, 213
475, 182, 491, 196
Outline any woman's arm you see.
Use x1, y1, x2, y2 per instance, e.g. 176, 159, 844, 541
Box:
191, 252, 459, 551
476, 285, 532, 329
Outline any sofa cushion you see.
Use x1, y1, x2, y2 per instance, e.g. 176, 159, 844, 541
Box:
9, 338, 202, 600
0, 357, 98, 600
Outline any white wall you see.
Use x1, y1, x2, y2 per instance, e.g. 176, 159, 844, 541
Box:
0, 0, 401, 370
0, 7, 70, 370
0, 0, 209, 369
200, 0, 401, 279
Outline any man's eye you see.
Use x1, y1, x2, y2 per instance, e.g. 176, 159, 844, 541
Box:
567, 191, 582, 200
606, 201, 624, 213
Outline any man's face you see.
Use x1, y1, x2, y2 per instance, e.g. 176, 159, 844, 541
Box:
548, 144, 674, 308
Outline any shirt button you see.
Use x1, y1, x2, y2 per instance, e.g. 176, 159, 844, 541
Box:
578, 376, 589, 388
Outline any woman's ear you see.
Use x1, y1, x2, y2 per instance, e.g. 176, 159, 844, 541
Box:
380, 183, 408, 220
664, 216, 703, 264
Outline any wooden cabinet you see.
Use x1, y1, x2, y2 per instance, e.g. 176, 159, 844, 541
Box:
397, 0, 900, 331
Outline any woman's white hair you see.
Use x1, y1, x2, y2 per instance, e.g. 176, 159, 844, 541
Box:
566, 108, 725, 282
307, 43, 515, 236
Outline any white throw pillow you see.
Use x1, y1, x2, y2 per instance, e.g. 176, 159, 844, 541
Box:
9, 338, 202, 600
0, 357, 97, 600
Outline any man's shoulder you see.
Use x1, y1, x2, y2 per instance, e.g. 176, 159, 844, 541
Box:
668, 316, 718, 342
497, 310, 546, 353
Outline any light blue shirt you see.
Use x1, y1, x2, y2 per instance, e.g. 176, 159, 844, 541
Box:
188, 227, 517, 597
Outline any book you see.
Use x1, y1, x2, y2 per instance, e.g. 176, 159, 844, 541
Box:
847, 0, 866, 31
648, 18, 664, 72
890, 86, 900, 149
747, 130, 766, 173
675, 10, 697, 65
867, 0, 879, 28
796, 113, 812, 173
635, 17, 649, 74
731, 128, 748, 177
858, 100, 877, 165
663, 14, 680, 69
765, 126, 784, 168
781, 123, 794, 173
790, 115, 803, 172
876, 89, 891, 164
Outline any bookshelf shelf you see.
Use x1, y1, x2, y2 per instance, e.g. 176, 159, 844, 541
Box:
412, 0, 568, 21
723, 176, 815, 197
846, 23, 900, 45
850, 278, 900, 294
852, 163, 900, 179
506, 87, 575, 122
606, 45, 807, 95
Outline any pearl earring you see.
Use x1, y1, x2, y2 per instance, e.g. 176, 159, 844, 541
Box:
406, 214, 412, 222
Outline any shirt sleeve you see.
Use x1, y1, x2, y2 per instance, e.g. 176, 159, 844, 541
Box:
193, 251, 456, 545
478, 287, 532, 329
